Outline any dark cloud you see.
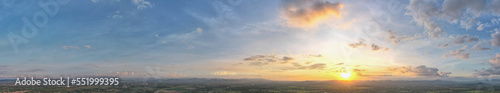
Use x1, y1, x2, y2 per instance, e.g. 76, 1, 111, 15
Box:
443, 45, 470, 59
249, 62, 269, 66
476, 53, 500, 76
19, 68, 45, 73
282, 0, 343, 27
284, 63, 327, 70
387, 65, 451, 77
387, 30, 419, 45
308, 63, 326, 70
282, 56, 294, 63
370, 44, 389, 51
291, 63, 302, 67
491, 31, 500, 47
242, 55, 295, 66
348, 41, 389, 51
436, 43, 448, 47
453, 35, 479, 44
348, 41, 367, 48
472, 41, 492, 51
492, 0, 500, 16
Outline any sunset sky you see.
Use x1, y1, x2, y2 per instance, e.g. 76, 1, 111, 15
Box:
2, 0, 500, 81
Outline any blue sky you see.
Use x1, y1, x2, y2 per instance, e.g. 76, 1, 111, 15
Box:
1, 0, 500, 81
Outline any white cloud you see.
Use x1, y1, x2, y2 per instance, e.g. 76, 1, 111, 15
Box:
156, 28, 203, 48
84, 45, 91, 49
132, 0, 152, 9
109, 11, 123, 19
476, 24, 484, 31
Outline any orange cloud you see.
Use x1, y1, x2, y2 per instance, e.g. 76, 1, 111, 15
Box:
282, 0, 343, 27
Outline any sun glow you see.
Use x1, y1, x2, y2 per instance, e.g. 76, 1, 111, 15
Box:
340, 71, 351, 79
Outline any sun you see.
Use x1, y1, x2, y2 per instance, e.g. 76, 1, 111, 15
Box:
340, 71, 351, 79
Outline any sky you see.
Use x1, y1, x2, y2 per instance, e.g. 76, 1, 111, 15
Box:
2, 0, 500, 81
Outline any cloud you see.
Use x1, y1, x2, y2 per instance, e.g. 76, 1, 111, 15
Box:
476, 24, 484, 31
453, 35, 479, 44
196, 28, 203, 33
491, 0, 500, 16
249, 62, 269, 66
443, 45, 470, 59
476, 53, 500, 76
472, 41, 492, 51
291, 62, 302, 67
281, 0, 343, 27
109, 11, 123, 19
387, 30, 419, 45
348, 41, 367, 48
243, 55, 295, 66
370, 44, 389, 51
282, 56, 294, 63
295, 63, 327, 70
304, 61, 313, 64
348, 41, 389, 51
436, 43, 448, 47
491, 31, 500, 47
157, 28, 203, 48
405, 0, 488, 37
243, 55, 276, 61
84, 45, 91, 49
132, 0, 152, 9
492, 18, 500, 24
387, 65, 451, 77
62, 45, 81, 50
307, 63, 326, 70
19, 68, 45, 73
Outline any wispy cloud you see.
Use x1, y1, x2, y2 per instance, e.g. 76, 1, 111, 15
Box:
132, 0, 152, 9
